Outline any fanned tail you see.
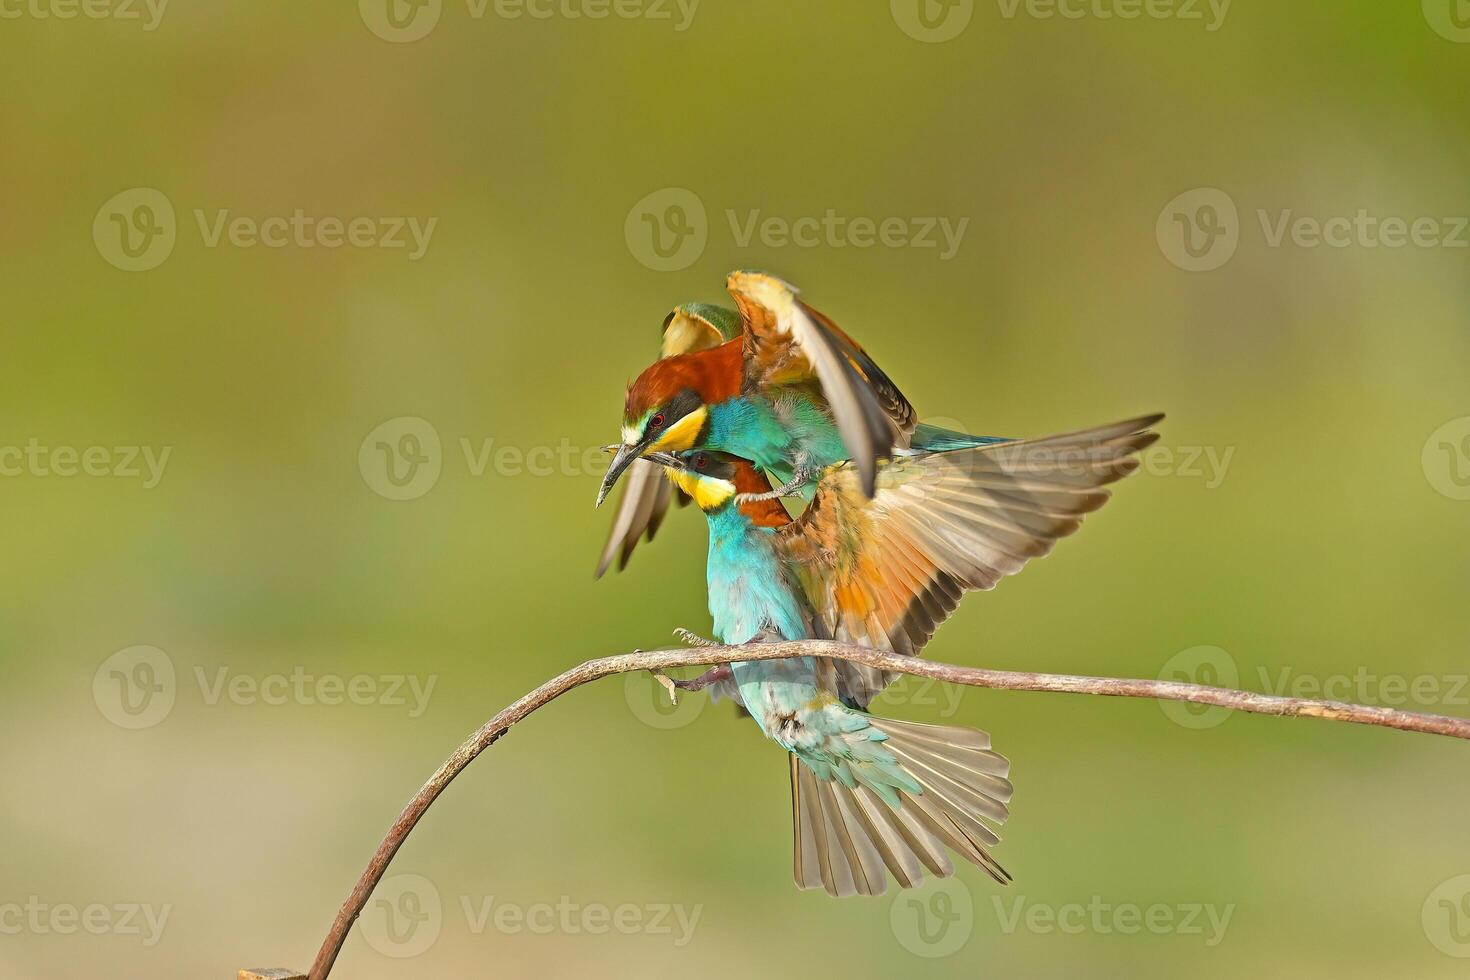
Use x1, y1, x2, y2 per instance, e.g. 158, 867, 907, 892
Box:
790, 716, 1012, 897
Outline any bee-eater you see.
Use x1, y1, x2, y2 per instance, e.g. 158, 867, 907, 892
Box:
641, 414, 1161, 895
595, 271, 1007, 575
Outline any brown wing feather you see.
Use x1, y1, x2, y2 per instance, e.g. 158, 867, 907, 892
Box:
780, 414, 1163, 705
727, 271, 912, 496
595, 458, 672, 578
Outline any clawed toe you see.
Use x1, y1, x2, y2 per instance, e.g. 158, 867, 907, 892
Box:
673, 627, 719, 648
734, 469, 813, 504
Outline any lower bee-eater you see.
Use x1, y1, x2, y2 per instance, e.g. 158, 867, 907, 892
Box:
641, 414, 1161, 895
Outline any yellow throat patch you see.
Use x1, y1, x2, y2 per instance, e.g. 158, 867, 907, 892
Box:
665, 468, 735, 511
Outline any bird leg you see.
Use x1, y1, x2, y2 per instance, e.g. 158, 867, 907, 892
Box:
673, 665, 732, 691
648, 631, 729, 705
734, 468, 813, 504
648, 664, 732, 705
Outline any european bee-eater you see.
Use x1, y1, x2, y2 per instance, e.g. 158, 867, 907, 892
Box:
641, 413, 1161, 895
595, 271, 1006, 575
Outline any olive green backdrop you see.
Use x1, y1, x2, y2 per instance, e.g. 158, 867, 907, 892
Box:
2, 2, 1468, 977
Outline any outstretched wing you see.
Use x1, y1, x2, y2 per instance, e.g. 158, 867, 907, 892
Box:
726, 270, 915, 497
778, 415, 1163, 706
595, 305, 741, 578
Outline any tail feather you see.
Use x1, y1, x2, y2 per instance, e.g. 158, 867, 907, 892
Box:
790, 717, 1012, 896
847, 785, 927, 887
820, 778, 888, 896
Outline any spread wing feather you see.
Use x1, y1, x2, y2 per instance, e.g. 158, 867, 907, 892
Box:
779, 415, 1163, 705
727, 271, 913, 497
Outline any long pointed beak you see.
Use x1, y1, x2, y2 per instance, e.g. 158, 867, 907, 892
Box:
595, 443, 641, 508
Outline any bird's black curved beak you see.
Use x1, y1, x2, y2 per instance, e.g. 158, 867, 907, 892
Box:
595, 442, 642, 508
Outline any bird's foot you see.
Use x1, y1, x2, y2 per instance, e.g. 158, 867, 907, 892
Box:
673, 627, 719, 648
734, 469, 813, 504
648, 664, 732, 705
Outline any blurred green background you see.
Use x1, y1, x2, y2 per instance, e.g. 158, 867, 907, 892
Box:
2, 2, 1469, 977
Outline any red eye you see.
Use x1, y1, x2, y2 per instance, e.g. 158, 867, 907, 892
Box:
650, 413, 665, 429
695, 455, 708, 470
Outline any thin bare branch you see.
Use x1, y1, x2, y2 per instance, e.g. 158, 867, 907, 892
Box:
306, 639, 1470, 979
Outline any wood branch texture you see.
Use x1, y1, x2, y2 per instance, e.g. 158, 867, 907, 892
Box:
303, 639, 1470, 979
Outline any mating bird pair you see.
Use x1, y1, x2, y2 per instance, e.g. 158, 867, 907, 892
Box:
595, 270, 1161, 897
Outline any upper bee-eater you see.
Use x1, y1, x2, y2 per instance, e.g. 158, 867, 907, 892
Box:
595, 271, 1007, 576
595, 302, 741, 578
640, 413, 1161, 895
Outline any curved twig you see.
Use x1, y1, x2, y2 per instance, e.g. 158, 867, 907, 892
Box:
307, 639, 1470, 979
